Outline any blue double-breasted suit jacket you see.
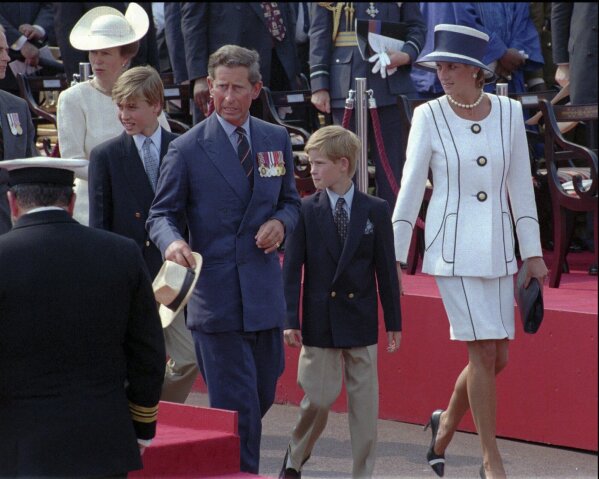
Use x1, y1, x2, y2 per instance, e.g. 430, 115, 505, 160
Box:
283, 190, 401, 348
147, 113, 301, 333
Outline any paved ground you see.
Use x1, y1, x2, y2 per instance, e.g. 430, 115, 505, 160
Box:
186, 392, 598, 479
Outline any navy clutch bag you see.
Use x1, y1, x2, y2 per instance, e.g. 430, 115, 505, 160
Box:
515, 264, 544, 334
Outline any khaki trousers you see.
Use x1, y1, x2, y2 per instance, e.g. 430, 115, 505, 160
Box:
288, 344, 379, 478
160, 311, 199, 403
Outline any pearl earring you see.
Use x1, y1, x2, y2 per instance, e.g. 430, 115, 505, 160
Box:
472, 73, 477, 78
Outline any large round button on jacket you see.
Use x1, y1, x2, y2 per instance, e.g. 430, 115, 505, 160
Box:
477, 156, 487, 166
477, 191, 488, 202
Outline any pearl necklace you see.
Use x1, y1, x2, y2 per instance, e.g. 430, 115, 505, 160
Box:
447, 90, 485, 109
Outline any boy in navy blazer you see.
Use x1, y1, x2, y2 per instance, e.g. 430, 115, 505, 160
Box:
280, 125, 402, 479
88, 65, 199, 404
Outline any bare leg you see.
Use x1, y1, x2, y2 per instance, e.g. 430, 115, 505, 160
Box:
467, 340, 506, 478
435, 339, 509, 477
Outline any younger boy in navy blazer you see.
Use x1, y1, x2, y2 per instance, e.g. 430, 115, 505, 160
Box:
88, 65, 198, 404
280, 125, 402, 479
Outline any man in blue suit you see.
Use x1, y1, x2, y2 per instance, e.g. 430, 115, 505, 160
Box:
147, 44, 301, 473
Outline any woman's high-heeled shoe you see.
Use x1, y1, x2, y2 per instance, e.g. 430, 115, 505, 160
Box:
423, 409, 445, 477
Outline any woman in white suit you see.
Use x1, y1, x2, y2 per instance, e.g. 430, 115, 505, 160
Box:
392, 25, 548, 479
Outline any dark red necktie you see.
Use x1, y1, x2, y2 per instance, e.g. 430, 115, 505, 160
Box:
261, 2, 286, 41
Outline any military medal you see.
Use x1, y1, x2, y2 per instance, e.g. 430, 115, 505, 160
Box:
257, 151, 286, 177
7, 113, 23, 136
366, 2, 379, 18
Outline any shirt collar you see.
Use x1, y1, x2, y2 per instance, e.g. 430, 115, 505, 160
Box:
216, 113, 251, 139
326, 182, 355, 213
133, 125, 162, 152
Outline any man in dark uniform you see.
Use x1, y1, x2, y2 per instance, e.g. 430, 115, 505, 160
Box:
309, 2, 426, 208
0, 158, 165, 477
0, 25, 37, 235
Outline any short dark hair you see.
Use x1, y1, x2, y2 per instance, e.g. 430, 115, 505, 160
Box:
10, 184, 74, 209
208, 45, 261, 84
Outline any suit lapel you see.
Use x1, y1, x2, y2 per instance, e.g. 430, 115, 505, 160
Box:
334, 191, 370, 282
315, 191, 342, 263
120, 133, 155, 209
249, 3, 270, 30
201, 114, 251, 203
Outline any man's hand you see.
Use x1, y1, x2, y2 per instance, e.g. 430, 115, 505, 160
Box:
19, 24, 44, 41
20, 42, 40, 67
255, 218, 285, 254
555, 64, 570, 88
311, 89, 331, 114
284, 329, 303, 347
499, 48, 526, 74
193, 77, 210, 117
164, 239, 197, 268
386, 331, 401, 353
387, 50, 411, 69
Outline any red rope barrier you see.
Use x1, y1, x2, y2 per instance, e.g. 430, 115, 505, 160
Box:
368, 102, 400, 195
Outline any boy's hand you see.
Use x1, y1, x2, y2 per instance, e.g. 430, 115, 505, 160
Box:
284, 329, 302, 347
386, 331, 401, 353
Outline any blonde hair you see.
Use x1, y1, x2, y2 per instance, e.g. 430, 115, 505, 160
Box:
112, 65, 164, 107
305, 125, 361, 177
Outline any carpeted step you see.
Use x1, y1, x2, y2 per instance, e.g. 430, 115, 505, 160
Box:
131, 402, 241, 478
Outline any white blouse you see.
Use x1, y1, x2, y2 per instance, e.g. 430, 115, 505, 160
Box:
392, 94, 542, 278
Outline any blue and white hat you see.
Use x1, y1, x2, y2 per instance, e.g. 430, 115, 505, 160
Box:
415, 24, 495, 82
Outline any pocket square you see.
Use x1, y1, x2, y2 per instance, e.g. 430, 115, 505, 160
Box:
364, 219, 374, 234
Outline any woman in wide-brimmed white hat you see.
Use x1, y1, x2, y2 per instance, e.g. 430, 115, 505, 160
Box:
56, 3, 170, 225
392, 24, 548, 479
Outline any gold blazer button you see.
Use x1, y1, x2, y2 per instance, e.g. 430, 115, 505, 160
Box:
331, 291, 337, 298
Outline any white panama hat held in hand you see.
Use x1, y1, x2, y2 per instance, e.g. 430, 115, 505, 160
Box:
153, 253, 203, 328
69, 2, 149, 51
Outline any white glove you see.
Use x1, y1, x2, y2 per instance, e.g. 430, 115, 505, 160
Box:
369, 52, 397, 79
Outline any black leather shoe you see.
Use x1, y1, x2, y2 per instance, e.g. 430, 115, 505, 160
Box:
279, 450, 301, 479
423, 409, 445, 477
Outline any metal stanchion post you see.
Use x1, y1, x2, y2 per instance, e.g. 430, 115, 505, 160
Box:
355, 77, 368, 193
496, 82, 508, 96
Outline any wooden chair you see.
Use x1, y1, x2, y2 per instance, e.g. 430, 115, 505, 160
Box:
253, 86, 327, 195
16, 73, 69, 156
293, 152, 316, 197
397, 95, 432, 274
160, 72, 192, 127
538, 99, 598, 287
16, 73, 69, 127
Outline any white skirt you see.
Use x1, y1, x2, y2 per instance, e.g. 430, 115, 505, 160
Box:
435, 275, 515, 341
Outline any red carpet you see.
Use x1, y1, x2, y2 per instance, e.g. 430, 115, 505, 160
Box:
131, 402, 247, 478
194, 250, 597, 451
